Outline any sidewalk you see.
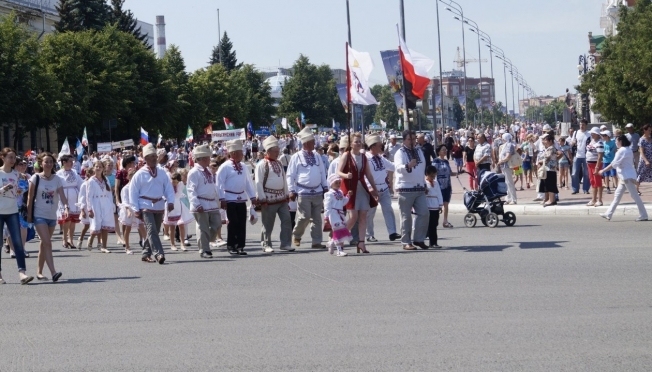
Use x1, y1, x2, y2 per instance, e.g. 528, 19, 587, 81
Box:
392, 175, 652, 217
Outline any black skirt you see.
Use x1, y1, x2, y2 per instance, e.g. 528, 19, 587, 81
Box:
538, 171, 559, 194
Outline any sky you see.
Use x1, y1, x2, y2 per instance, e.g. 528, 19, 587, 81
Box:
129, 0, 605, 108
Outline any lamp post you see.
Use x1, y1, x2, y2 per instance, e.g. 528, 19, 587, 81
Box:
577, 54, 595, 123
464, 18, 483, 127
441, 0, 468, 128
493, 50, 510, 125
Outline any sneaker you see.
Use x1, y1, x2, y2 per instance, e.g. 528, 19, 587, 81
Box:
635, 217, 648, 222
532, 198, 543, 202
263, 247, 274, 253
389, 233, 401, 241
429, 244, 442, 249
10, 252, 15, 258
216, 240, 228, 247
336, 250, 348, 257
606, 187, 612, 194
366, 236, 378, 242
76, 239, 83, 250
170, 246, 178, 251
200, 251, 213, 258
209, 241, 219, 248
163, 235, 170, 241
183, 239, 190, 246
100, 248, 111, 254
125, 249, 134, 255
599, 213, 610, 221
279, 246, 295, 252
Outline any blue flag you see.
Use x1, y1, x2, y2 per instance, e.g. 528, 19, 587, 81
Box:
75, 138, 84, 162
300, 112, 306, 124
247, 121, 254, 137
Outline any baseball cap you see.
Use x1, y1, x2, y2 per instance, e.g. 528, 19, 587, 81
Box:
600, 130, 612, 137
590, 127, 601, 135
389, 134, 396, 139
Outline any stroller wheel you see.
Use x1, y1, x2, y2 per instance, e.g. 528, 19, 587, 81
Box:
503, 211, 516, 226
463, 214, 477, 228
486, 213, 499, 228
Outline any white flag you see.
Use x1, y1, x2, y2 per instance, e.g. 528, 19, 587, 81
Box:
348, 46, 378, 106
381, 120, 387, 128
281, 118, 288, 129
60, 137, 71, 155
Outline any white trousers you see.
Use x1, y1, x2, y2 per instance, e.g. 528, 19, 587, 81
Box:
605, 179, 648, 219
503, 167, 517, 203
366, 189, 397, 237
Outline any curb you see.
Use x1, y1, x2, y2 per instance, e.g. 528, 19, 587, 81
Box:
390, 200, 652, 216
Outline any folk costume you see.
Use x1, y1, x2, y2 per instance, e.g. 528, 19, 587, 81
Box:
56, 168, 83, 224
187, 144, 221, 257
216, 140, 257, 255
86, 176, 115, 236
324, 174, 352, 256
254, 136, 293, 253
363, 135, 398, 240
393, 144, 428, 248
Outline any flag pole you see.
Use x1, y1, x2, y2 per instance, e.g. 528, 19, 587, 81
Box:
397, 25, 409, 131
434, 0, 445, 148
346, 42, 352, 152
346, 0, 355, 137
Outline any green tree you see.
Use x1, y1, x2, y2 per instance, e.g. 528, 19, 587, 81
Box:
373, 85, 400, 129
160, 45, 194, 140
277, 55, 344, 127
189, 64, 244, 129
580, 1, 652, 126
209, 31, 242, 72
54, 0, 77, 32
55, 0, 110, 32
230, 64, 276, 127
362, 84, 383, 126
109, 0, 148, 47
452, 98, 464, 127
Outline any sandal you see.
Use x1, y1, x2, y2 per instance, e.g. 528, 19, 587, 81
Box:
141, 256, 155, 263
443, 222, 454, 228
356, 242, 369, 254
62, 242, 71, 249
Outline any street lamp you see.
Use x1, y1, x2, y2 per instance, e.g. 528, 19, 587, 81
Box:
441, 0, 468, 128
492, 47, 510, 126
577, 54, 596, 123
464, 18, 483, 127
475, 30, 496, 128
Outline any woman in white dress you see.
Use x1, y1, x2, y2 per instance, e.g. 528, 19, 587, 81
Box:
119, 168, 145, 254
76, 168, 95, 249
56, 154, 84, 249
87, 161, 115, 253
164, 172, 195, 251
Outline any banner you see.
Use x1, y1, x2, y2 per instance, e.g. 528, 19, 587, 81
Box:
212, 128, 246, 142
474, 98, 482, 109
60, 137, 71, 155
348, 45, 378, 105
458, 95, 466, 110
97, 142, 112, 152
111, 139, 135, 149
336, 84, 348, 112
380, 50, 405, 115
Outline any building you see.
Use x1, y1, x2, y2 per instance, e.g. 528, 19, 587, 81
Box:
263, 67, 348, 103
137, 19, 155, 50
430, 70, 495, 108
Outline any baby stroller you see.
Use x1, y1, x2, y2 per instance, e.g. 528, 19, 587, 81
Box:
459, 170, 516, 228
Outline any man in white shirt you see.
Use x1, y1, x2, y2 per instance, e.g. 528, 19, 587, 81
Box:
255, 136, 293, 253
625, 123, 641, 167
187, 144, 221, 258
364, 135, 400, 242
385, 135, 401, 162
287, 127, 328, 249
128, 143, 175, 264
217, 140, 257, 255
571, 119, 591, 194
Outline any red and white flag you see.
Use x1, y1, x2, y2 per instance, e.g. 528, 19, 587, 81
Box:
398, 26, 434, 108
224, 117, 234, 130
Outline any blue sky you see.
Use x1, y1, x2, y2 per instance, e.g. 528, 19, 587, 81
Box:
130, 0, 603, 104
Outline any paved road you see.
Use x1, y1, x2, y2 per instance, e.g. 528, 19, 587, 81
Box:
1, 215, 651, 371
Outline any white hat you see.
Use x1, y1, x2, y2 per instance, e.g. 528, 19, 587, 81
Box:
262, 135, 279, 151
600, 125, 608, 130
339, 136, 349, 149
499, 129, 505, 134
590, 127, 601, 135
297, 127, 315, 143
543, 124, 552, 131
226, 140, 243, 152
389, 134, 396, 139
600, 130, 612, 137
502, 133, 512, 142
327, 173, 340, 186
156, 148, 166, 157
365, 135, 381, 147
143, 143, 156, 157
625, 123, 634, 128
193, 144, 211, 159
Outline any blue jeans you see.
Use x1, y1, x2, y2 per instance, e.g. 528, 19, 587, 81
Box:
0, 213, 27, 272
571, 157, 590, 193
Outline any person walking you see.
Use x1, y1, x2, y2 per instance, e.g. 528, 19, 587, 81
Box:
586, 127, 605, 207
287, 128, 328, 249
599, 135, 648, 222
433, 144, 455, 228
217, 140, 257, 256
425, 165, 443, 249
364, 135, 400, 242
394, 130, 428, 250
497, 133, 518, 205
254, 136, 294, 253
636, 124, 652, 195
463, 137, 477, 190
625, 123, 641, 168
26, 152, 69, 282
324, 174, 353, 257
56, 155, 84, 249
163, 172, 194, 252
571, 119, 591, 195
128, 143, 175, 264
337, 133, 379, 254
0, 148, 34, 285
537, 134, 559, 207
187, 144, 221, 258
87, 160, 116, 253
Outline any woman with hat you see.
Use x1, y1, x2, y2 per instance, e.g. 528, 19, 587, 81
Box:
337, 133, 379, 254
364, 134, 399, 242
217, 140, 257, 255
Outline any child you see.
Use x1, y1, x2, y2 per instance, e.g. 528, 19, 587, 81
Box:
513, 147, 525, 190
323, 174, 353, 257
425, 166, 443, 248
77, 168, 95, 250
521, 136, 534, 189
163, 172, 195, 251
558, 137, 571, 190
118, 168, 145, 254
87, 160, 115, 253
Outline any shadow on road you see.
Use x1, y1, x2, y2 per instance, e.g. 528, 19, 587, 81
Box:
515, 241, 568, 249
446, 245, 513, 252
63, 276, 141, 284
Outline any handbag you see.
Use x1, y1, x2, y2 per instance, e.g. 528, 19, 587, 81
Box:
537, 165, 548, 180
508, 153, 523, 168
20, 175, 39, 221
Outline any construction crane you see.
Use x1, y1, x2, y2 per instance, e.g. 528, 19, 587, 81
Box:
454, 47, 487, 68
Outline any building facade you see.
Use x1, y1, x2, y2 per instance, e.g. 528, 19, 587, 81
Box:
430, 70, 495, 108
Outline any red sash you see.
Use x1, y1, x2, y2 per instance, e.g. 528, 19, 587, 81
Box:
340, 151, 378, 210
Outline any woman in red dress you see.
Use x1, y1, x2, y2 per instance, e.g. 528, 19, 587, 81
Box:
337, 133, 379, 254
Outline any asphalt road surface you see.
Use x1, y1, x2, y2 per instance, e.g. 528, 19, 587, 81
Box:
1, 215, 650, 371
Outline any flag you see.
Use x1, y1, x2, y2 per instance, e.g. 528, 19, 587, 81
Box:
295, 117, 302, 130
281, 118, 288, 129
398, 118, 402, 129
25, 149, 32, 157
247, 121, 254, 137
81, 127, 88, 147
336, 84, 349, 112
186, 125, 193, 143
75, 138, 84, 162
224, 117, 235, 130
272, 124, 276, 133
157, 133, 163, 146
474, 98, 482, 109
397, 26, 434, 109
347, 45, 378, 105
60, 137, 71, 155
204, 123, 213, 135
300, 112, 306, 124
381, 120, 387, 128
140, 127, 149, 145
332, 118, 336, 128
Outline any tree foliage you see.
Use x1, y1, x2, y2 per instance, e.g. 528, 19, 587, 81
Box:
209, 32, 242, 72
580, 1, 652, 126
277, 55, 345, 127
373, 85, 400, 129
55, 0, 110, 32
108, 0, 148, 48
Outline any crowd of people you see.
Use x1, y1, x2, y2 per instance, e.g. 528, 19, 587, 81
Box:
1, 120, 650, 284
